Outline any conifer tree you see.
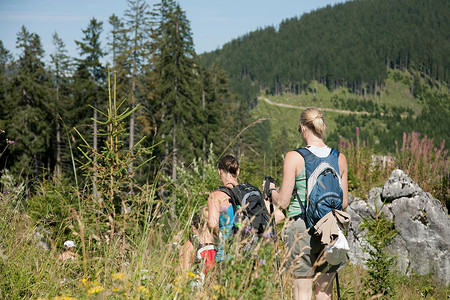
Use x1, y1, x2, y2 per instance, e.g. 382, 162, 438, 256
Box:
50, 32, 72, 179
120, 0, 152, 173
6, 26, 52, 177
107, 14, 124, 69
75, 18, 105, 154
74, 18, 106, 197
0, 41, 12, 125
150, 0, 200, 181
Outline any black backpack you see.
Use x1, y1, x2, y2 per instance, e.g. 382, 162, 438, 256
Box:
217, 183, 270, 234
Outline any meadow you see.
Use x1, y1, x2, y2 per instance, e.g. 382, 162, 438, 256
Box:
0, 79, 449, 299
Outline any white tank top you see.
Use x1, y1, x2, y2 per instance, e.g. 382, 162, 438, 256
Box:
305, 145, 332, 158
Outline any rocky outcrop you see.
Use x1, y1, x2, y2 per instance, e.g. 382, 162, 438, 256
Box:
346, 169, 450, 286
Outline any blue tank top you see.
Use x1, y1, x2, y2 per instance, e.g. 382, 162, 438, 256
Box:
215, 205, 235, 262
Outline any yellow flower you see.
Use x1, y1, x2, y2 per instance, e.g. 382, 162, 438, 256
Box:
81, 278, 88, 283
111, 272, 125, 280
87, 286, 104, 295
187, 272, 197, 279
112, 287, 120, 292
213, 284, 225, 294
139, 285, 149, 293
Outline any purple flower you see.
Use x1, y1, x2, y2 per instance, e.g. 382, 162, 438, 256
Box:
243, 226, 252, 233
262, 232, 272, 239
356, 127, 360, 137
259, 259, 266, 266
6, 139, 14, 145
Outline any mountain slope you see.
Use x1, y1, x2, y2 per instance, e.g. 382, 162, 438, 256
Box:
200, 0, 449, 99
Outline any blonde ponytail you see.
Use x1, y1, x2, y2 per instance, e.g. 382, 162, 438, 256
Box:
300, 108, 325, 136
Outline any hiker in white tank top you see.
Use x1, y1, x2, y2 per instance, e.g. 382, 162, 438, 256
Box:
263, 108, 348, 300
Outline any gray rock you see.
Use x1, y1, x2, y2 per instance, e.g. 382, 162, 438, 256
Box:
381, 169, 422, 201
347, 169, 450, 286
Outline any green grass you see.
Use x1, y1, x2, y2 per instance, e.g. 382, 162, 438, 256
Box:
0, 72, 448, 299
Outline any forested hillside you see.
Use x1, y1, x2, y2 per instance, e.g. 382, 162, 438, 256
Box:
0, 0, 245, 187
0, 1, 449, 298
199, 0, 449, 179
201, 0, 449, 99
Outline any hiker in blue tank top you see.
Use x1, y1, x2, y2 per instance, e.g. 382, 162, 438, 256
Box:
263, 108, 349, 300
207, 154, 238, 262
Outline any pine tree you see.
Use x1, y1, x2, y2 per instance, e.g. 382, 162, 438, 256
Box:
6, 26, 52, 178
120, 0, 152, 173
150, 0, 200, 181
74, 18, 106, 198
75, 18, 105, 154
50, 32, 72, 179
0, 41, 12, 125
107, 14, 124, 69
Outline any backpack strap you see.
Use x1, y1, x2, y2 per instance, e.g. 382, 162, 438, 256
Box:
216, 185, 241, 215
295, 147, 313, 161
291, 147, 313, 220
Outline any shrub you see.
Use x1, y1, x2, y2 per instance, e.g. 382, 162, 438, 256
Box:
361, 201, 398, 298
395, 131, 449, 209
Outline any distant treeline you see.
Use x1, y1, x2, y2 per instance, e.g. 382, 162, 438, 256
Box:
0, 0, 244, 187
200, 0, 449, 98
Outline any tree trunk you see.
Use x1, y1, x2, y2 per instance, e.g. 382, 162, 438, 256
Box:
55, 82, 62, 180
172, 121, 177, 182
129, 75, 136, 175
202, 89, 206, 164
56, 114, 61, 179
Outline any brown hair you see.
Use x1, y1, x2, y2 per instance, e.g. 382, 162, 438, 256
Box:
217, 154, 239, 177
300, 107, 326, 136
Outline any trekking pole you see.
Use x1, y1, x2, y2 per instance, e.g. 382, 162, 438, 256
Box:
335, 272, 341, 300
264, 176, 284, 299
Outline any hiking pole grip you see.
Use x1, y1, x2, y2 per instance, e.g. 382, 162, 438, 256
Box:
264, 176, 276, 202
264, 176, 283, 299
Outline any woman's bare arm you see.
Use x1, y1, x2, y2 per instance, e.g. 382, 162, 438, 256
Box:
264, 199, 285, 224
179, 240, 194, 271
338, 153, 348, 210
271, 151, 303, 209
208, 191, 223, 232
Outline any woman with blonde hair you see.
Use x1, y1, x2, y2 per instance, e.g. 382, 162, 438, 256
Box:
264, 108, 348, 300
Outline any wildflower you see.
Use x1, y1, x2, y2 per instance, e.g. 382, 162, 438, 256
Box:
259, 259, 266, 266
262, 231, 272, 239
213, 284, 225, 293
87, 286, 104, 295
111, 272, 125, 280
356, 127, 360, 137
6, 139, 14, 144
187, 271, 197, 279
139, 285, 149, 293
112, 287, 120, 292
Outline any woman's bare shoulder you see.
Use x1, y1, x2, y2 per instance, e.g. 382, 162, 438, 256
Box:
208, 189, 229, 203
285, 150, 303, 162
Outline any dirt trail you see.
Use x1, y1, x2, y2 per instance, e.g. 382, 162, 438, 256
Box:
258, 97, 370, 115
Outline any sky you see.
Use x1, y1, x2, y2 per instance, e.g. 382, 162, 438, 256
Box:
0, 0, 344, 62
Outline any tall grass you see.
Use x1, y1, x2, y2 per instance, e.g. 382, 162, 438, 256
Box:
1, 80, 449, 299
395, 131, 449, 207
339, 127, 449, 209
339, 127, 395, 197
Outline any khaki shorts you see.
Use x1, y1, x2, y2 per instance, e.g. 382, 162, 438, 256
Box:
283, 218, 341, 278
